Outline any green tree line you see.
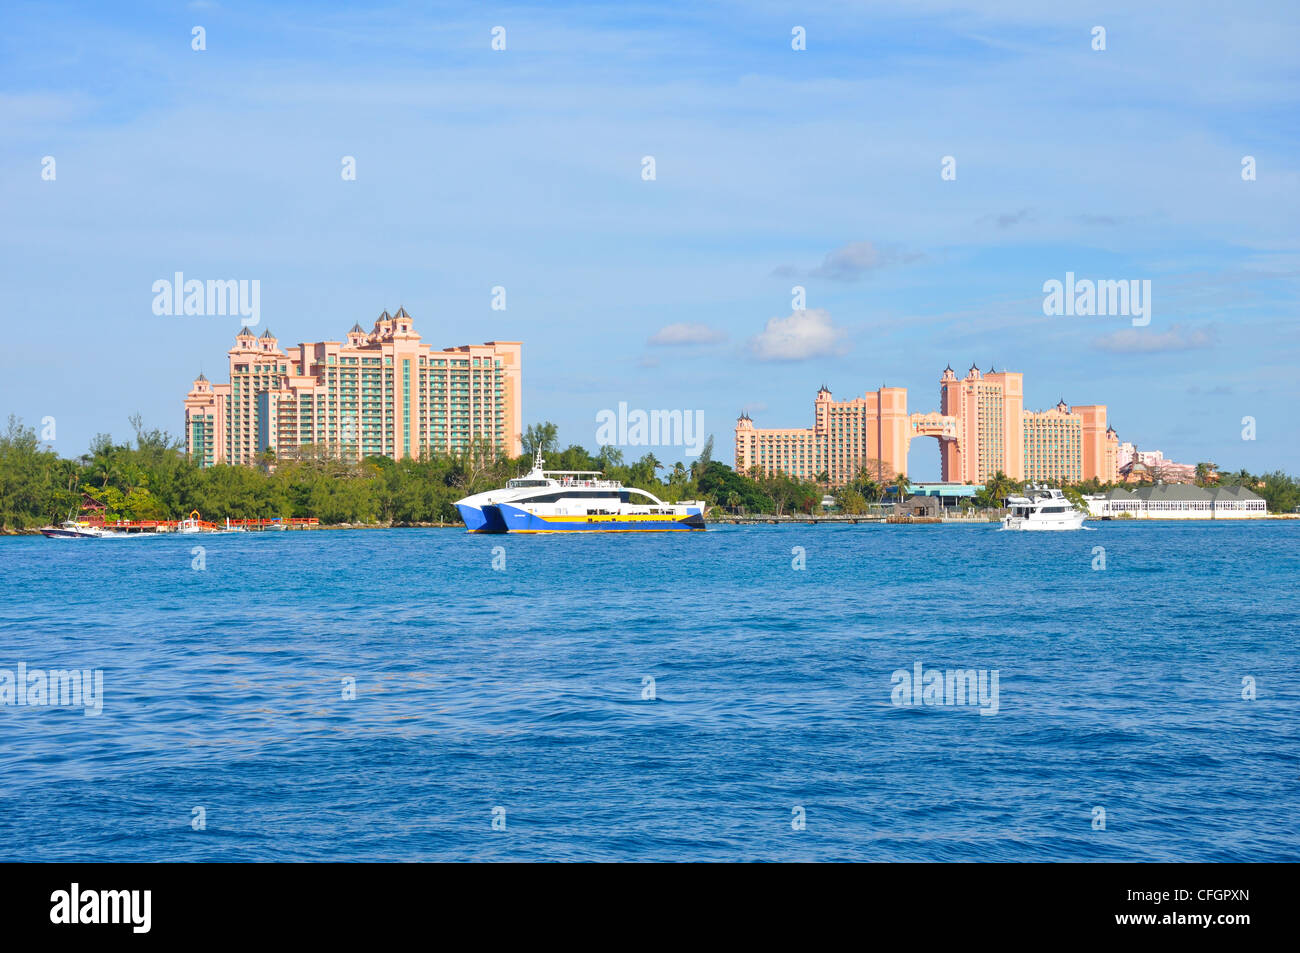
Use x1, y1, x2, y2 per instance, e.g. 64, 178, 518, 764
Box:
0, 416, 790, 529
2, 415, 1296, 530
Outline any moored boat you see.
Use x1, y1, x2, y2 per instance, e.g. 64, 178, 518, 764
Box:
1000, 486, 1086, 531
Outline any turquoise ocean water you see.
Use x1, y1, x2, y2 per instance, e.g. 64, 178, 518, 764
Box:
0, 522, 1296, 861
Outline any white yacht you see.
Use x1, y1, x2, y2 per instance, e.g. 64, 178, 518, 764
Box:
455, 452, 706, 533
1000, 486, 1086, 531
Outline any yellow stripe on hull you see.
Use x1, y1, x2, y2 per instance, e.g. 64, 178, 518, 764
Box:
510, 526, 700, 534
532, 515, 686, 524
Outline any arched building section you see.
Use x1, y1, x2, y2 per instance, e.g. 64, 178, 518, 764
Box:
736, 365, 1119, 487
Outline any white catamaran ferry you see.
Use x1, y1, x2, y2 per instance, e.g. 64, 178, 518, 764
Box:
1000, 486, 1087, 531
454, 452, 706, 533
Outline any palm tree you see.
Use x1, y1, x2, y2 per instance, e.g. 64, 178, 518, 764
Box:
985, 470, 1014, 505
90, 456, 121, 489
892, 473, 910, 511
1194, 461, 1218, 486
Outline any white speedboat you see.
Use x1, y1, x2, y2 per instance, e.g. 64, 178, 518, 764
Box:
1001, 486, 1086, 531
39, 520, 131, 539
455, 451, 706, 533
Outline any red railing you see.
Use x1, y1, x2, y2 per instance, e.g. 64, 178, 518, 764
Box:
78, 517, 320, 530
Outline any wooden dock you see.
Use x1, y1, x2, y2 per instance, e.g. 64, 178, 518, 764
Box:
711, 514, 991, 526
711, 515, 886, 525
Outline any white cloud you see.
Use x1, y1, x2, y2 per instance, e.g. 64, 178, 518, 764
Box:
748, 308, 848, 361
647, 322, 726, 346
1092, 323, 1216, 353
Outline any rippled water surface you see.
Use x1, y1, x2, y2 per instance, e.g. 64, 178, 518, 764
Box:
1, 522, 1297, 861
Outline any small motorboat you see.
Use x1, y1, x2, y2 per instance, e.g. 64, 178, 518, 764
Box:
39, 520, 130, 539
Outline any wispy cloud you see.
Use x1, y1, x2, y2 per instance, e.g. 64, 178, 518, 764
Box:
1074, 214, 1126, 227
749, 308, 848, 361
1092, 323, 1217, 354
979, 208, 1033, 229
774, 241, 921, 282
647, 322, 726, 346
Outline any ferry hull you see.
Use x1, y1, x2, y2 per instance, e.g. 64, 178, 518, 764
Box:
477, 505, 509, 534
456, 502, 490, 532
495, 502, 705, 533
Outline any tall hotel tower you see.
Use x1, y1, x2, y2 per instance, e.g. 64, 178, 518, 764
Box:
736, 365, 1118, 487
183, 309, 521, 466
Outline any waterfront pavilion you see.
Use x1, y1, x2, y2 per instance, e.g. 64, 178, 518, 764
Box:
903, 483, 980, 508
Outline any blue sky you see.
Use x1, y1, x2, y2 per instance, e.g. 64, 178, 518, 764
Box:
2, 0, 1297, 479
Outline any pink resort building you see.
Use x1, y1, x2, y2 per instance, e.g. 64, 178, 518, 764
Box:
735, 365, 1120, 487
183, 309, 522, 466
1113, 443, 1206, 484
